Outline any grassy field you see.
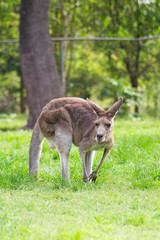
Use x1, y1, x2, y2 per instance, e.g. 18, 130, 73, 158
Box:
0, 113, 27, 131
0, 116, 160, 239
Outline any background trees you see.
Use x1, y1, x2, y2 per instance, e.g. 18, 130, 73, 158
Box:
49, 0, 160, 114
0, 0, 160, 120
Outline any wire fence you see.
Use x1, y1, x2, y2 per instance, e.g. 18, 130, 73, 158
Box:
0, 36, 160, 113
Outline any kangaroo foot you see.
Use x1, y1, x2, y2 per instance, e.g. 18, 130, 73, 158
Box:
88, 170, 97, 182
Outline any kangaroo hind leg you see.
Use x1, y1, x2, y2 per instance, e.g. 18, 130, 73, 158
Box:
54, 128, 72, 183
85, 151, 95, 177
83, 151, 95, 182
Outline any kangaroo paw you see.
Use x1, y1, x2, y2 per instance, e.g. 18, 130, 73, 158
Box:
89, 171, 97, 182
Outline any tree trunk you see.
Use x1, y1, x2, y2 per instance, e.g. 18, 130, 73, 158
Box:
19, 0, 63, 128
20, 77, 26, 113
130, 75, 139, 113
124, 56, 139, 113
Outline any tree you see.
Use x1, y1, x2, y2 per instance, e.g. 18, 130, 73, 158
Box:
0, 1, 24, 113
50, 0, 84, 94
79, 0, 160, 113
1, 0, 160, 116
20, 0, 63, 128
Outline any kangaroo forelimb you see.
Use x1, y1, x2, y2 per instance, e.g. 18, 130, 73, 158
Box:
88, 148, 110, 182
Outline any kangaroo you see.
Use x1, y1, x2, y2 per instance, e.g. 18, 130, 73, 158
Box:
29, 97, 123, 183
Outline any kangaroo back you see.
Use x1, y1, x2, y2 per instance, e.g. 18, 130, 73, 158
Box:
29, 122, 44, 177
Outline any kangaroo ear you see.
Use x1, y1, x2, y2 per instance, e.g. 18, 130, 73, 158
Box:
86, 98, 105, 115
106, 98, 123, 119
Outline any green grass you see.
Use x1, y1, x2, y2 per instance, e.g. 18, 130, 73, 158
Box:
0, 117, 160, 239
0, 113, 27, 130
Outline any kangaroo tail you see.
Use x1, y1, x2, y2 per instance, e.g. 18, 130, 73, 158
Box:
29, 122, 44, 177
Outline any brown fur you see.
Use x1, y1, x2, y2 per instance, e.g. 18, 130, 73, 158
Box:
29, 97, 123, 182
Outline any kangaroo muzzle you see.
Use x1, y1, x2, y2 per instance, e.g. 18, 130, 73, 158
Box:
96, 134, 103, 142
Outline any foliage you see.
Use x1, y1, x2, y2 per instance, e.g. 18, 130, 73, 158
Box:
0, 1, 25, 113
49, 0, 160, 114
66, 41, 106, 98
0, 44, 23, 113
0, 0, 20, 40
0, 0, 160, 115
83, 0, 160, 112
0, 118, 160, 239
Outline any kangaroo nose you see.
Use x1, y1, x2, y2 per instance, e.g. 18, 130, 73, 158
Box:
97, 134, 103, 141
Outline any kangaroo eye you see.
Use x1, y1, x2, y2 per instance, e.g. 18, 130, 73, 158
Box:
105, 123, 111, 128
95, 123, 100, 127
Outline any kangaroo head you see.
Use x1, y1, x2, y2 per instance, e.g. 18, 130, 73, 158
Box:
87, 98, 123, 143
